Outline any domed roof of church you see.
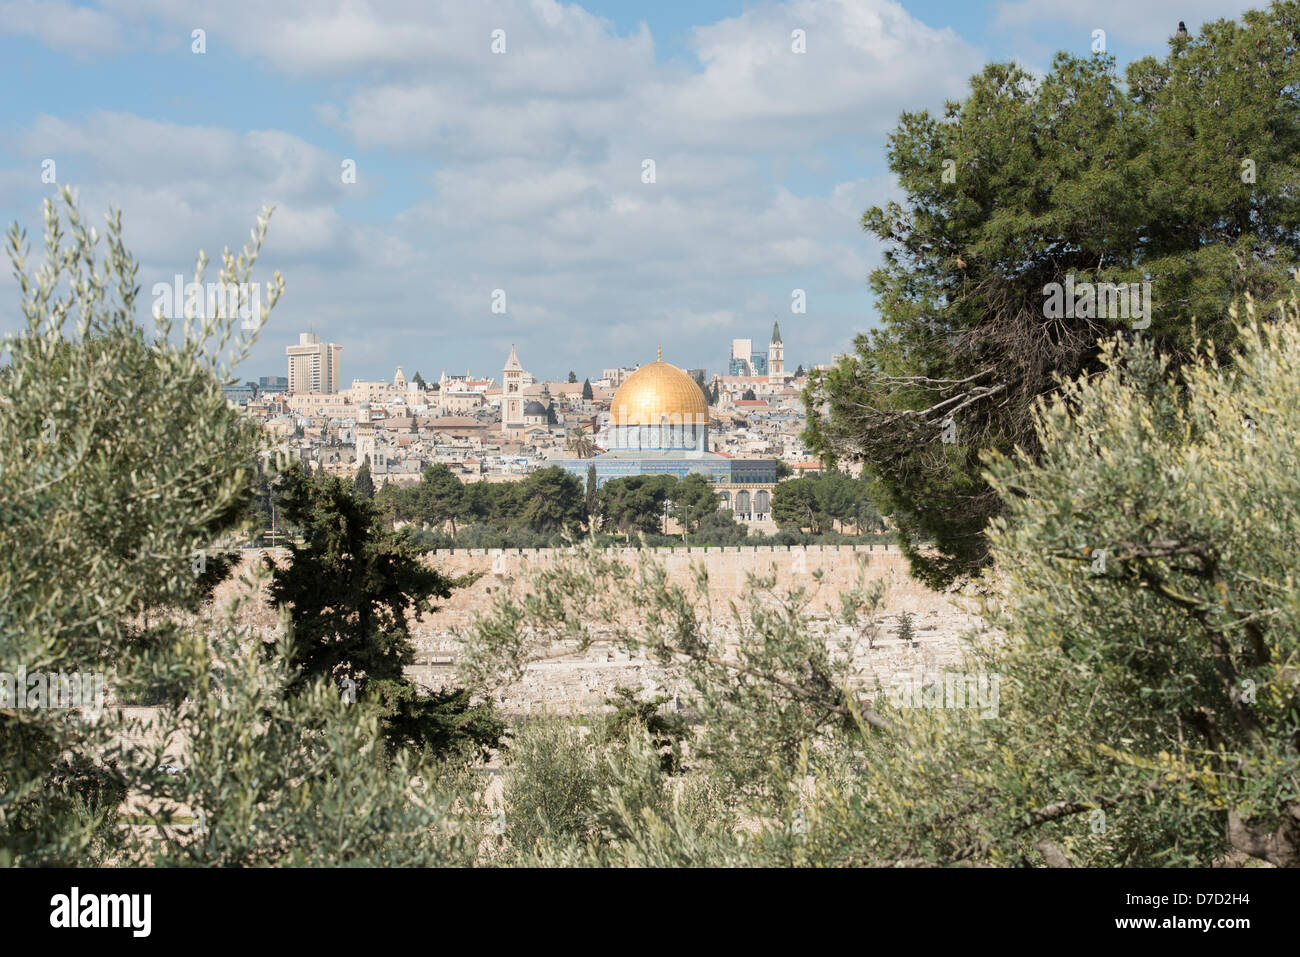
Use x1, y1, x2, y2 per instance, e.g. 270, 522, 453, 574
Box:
610, 355, 709, 427
523, 400, 548, 415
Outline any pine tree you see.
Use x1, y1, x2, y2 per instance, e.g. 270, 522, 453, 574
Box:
808, 14, 1300, 587
895, 611, 915, 645
266, 466, 502, 759
582, 378, 594, 401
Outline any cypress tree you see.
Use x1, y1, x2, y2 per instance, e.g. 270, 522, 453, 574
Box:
354, 455, 375, 500
585, 464, 598, 524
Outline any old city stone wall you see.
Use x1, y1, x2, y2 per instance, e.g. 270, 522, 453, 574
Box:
422, 543, 946, 626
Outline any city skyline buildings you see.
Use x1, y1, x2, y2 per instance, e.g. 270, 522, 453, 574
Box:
278, 323, 800, 396
729, 323, 786, 381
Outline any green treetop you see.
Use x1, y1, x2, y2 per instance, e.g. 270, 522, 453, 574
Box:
808, 5, 1300, 586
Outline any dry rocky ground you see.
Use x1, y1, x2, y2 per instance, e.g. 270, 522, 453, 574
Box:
101, 544, 992, 842
110, 545, 993, 724
199, 544, 991, 718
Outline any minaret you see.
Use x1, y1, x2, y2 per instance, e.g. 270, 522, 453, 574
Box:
768, 321, 784, 383
502, 344, 524, 435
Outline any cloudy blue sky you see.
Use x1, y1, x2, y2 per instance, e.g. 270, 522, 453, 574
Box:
0, 0, 1256, 383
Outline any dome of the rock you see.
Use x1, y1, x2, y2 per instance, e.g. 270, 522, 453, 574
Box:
552, 346, 777, 517
609, 360, 709, 427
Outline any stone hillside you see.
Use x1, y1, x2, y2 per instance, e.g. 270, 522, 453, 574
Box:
213, 545, 988, 718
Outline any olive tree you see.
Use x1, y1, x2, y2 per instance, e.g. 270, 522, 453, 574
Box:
0, 189, 281, 864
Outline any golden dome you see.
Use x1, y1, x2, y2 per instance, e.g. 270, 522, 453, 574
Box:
610, 360, 709, 427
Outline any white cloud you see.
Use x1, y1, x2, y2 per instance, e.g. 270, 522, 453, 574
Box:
648, 0, 978, 148
8, 112, 360, 263
2, 0, 985, 376
0, 0, 124, 56
98, 0, 978, 161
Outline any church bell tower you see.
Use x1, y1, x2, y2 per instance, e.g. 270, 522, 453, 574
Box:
768, 321, 784, 384
502, 345, 524, 435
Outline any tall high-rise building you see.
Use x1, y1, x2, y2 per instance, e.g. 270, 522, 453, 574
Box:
767, 321, 784, 383
729, 338, 754, 376
286, 332, 342, 394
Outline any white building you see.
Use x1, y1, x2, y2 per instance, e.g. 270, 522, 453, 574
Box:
287, 332, 342, 394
